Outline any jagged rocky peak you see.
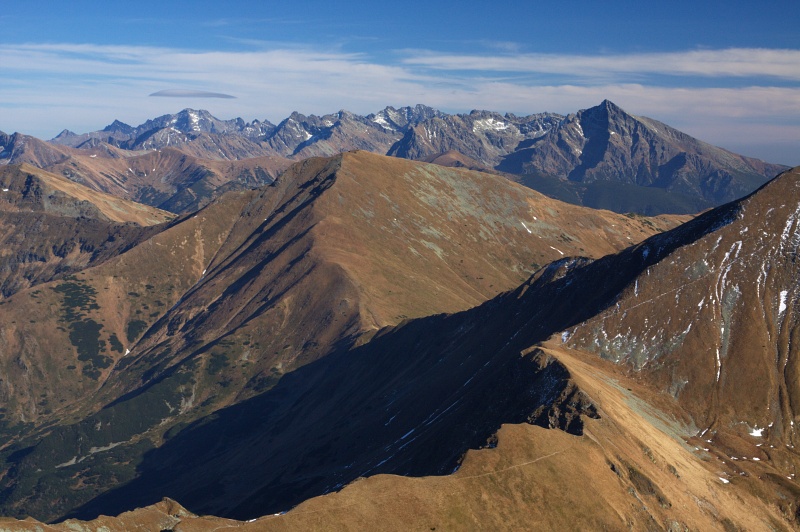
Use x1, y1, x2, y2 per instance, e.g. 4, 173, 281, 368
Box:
582, 99, 657, 139
368, 104, 442, 131
168, 109, 216, 133
53, 129, 78, 139
10, 102, 788, 215
335, 109, 355, 120
386, 108, 565, 166
277, 111, 313, 133
102, 120, 134, 134
467, 109, 519, 134
48, 129, 87, 145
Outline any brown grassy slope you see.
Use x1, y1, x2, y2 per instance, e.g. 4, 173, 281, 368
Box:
0, 151, 684, 521
0, 164, 173, 297
0, 164, 173, 225
24, 167, 800, 530
41, 146, 292, 213
252, 342, 787, 531
0, 190, 254, 425
8, 340, 789, 531
564, 167, 800, 444
308, 151, 686, 324
107, 150, 686, 404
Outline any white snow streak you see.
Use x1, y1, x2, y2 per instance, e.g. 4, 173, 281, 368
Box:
372, 116, 393, 130
472, 118, 508, 132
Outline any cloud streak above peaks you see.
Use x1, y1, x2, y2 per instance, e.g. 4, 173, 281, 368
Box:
402, 48, 800, 81
150, 90, 237, 99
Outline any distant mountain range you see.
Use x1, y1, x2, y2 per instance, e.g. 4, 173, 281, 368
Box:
1, 101, 787, 215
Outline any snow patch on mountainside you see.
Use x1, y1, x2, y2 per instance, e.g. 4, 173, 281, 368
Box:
473, 118, 509, 133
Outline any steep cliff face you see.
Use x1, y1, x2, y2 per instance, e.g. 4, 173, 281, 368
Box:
387, 110, 561, 167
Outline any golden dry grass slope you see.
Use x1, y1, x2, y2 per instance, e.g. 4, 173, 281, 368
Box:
40, 146, 292, 213
3, 342, 789, 531
0, 163, 173, 225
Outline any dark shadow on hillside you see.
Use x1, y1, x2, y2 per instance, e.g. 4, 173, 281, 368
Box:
61, 198, 741, 522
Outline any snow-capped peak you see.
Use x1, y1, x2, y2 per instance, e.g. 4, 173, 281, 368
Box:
472, 117, 509, 133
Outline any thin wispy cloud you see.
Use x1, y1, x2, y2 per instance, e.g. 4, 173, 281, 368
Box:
402, 48, 800, 81
200, 17, 308, 28
150, 90, 236, 99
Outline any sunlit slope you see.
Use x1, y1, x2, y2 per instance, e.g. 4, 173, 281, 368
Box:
0, 163, 173, 224
563, 166, 800, 446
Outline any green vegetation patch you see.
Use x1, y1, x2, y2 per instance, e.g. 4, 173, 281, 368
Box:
52, 278, 100, 322
126, 320, 148, 343
246, 370, 282, 393
206, 352, 229, 375
70, 319, 106, 362
109, 333, 124, 354
52, 277, 110, 379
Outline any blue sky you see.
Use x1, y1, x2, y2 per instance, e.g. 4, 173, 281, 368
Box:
1, 0, 799, 164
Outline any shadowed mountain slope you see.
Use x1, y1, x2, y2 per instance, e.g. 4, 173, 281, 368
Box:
5, 341, 792, 530
1, 164, 798, 530
0, 151, 680, 522
563, 166, 800, 441
59, 168, 800, 529
36, 146, 291, 214
499, 100, 787, 213
0, 164, 173, 297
